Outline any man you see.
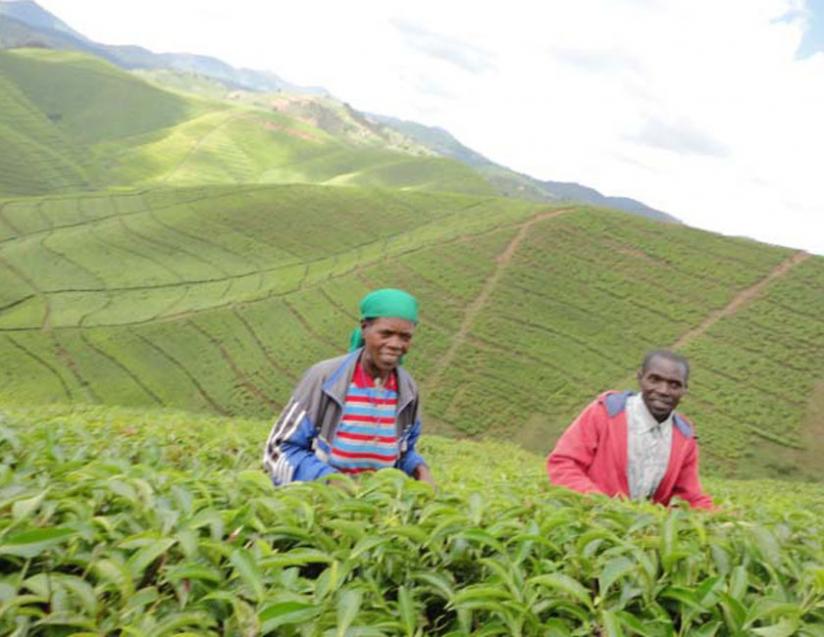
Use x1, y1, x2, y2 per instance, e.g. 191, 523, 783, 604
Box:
263, 288, 434, 487
546, 350, 712, 509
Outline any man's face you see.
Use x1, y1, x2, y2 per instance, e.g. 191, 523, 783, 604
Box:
361, 317, 415, 374
637, 356, 688, 421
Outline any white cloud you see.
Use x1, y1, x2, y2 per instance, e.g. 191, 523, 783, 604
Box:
34, 0, 824, 253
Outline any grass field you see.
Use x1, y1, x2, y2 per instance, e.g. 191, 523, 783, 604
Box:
0, 404, 822, 635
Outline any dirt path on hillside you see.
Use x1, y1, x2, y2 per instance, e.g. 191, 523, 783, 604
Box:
163, 112, 253, 183
611, 248, 814, 475
427, 207, 574, 391
53, 337, 100, 403
670, 251, 810, 350
187, 320, 281, 412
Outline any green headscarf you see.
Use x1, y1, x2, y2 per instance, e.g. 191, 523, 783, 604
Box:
348, 288, 419, 352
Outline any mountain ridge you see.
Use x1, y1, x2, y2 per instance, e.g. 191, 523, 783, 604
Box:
0, 0, 326, 95
366, 113, 678, 222
0, 47, 498, 196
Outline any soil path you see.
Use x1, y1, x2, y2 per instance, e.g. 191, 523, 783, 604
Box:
188, 320, 281, 412
670, 251, 810, 350
427, 207, 574, 390
163, 111, 252, 183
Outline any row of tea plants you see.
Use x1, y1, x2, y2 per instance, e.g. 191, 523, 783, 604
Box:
0, 405, 822, 635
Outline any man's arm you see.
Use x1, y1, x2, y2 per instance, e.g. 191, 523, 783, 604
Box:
546, 400, 603, 494
670, 441, 713, 510
262, 370, 337, 486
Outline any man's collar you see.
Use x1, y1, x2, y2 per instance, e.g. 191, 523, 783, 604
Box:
628, 393, 674, 430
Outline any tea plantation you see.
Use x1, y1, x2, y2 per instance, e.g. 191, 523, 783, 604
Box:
2, 46, 823, 480
1, 29, 824, 637
1, 405, 822, 636
1, 183, 821, 479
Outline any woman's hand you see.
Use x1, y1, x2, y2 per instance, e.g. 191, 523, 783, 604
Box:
413, 464, 435, 487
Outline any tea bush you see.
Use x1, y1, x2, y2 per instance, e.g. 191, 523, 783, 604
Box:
1, 405, 822, 635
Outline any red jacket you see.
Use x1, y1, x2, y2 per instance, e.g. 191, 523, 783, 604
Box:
546, 391, 713, 510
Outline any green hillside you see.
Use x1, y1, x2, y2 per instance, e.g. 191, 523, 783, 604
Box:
0, 48, 200, 144
0, 47, 822, 482
0, 48, 494, 197
0, 65, 87, 194
0, 404, 822, 635
0, 183, 820, 480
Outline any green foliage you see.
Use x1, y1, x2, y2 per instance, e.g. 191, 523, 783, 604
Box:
0, 405, 822, 635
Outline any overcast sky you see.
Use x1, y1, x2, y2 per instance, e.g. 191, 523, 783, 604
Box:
35, 0, 824, 254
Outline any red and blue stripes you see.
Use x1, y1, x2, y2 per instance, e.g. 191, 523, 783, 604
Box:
329, 368, 399, 473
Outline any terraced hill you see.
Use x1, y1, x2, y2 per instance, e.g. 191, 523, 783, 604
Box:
0, 182, 820, 480
0, 46, 821, 482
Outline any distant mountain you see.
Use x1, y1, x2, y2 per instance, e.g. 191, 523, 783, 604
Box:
0, 0, 326, 95
536, 180, 675, 222
0, 0, 84, 40
367, 113, 678, 223
365, 116, 491, 168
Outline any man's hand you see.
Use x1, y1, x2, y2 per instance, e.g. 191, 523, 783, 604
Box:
413, 464, 436, 487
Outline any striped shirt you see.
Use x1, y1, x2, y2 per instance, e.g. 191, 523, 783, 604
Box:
329, 362, 399, 474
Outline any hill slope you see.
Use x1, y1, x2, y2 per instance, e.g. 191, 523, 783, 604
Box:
0, 183, 820, 480
0, 65, 87, 194
0, 48, 495, 197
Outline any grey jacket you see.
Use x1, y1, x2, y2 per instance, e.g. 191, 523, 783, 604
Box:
262, 349, 427, 485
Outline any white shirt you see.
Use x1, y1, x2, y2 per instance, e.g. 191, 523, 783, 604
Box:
626, 393, 673, 501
